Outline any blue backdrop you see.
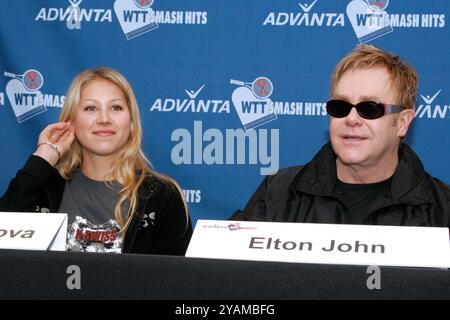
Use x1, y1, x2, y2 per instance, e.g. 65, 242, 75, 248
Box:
1, 0, 449, 225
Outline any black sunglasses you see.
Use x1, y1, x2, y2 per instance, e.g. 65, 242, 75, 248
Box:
326, 99, 406, 119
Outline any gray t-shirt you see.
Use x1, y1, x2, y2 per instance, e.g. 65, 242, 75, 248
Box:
59, 169, 129, 253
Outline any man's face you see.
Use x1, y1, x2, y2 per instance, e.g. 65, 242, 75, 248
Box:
329, 67, 411, 175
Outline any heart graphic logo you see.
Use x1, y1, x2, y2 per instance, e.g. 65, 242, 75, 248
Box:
231, 86, 276, 130
114, 0, 158, 40
347, 0, 393, 43
6, 79, 46, 123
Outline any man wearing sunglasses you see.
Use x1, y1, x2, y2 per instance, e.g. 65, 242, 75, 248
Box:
231, 44, 450, 227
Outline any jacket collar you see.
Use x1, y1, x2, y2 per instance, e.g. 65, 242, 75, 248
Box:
391, 143, 427, 202
122, 176, 156, 253
295, 143, 338, 196
295, 142, 428, 202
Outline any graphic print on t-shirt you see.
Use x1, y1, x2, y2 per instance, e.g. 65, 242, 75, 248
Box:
67, 216, 122, 253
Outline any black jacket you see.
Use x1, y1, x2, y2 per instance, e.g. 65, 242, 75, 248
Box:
0, 156, 192, 255
233, 143, 450, 227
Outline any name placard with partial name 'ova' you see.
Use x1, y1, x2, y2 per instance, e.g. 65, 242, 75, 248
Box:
186, 220, 450, 268
0, 212, 67, 251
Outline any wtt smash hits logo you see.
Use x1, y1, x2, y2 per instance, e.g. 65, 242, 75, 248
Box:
114, 0, 207, 39
263, 0, 445, 43
3, 69, 65, 123
415, 89, 450, 119
230, 76, 326, 126
35, 0, 207, 40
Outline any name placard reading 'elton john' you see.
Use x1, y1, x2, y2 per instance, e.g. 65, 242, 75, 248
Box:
186, 220, 450, 268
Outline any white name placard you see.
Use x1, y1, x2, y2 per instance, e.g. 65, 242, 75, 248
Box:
186, 220, 450, 268
0, 212, 67, 251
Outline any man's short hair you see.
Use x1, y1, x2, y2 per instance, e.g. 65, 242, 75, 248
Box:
330, 44, 418, 110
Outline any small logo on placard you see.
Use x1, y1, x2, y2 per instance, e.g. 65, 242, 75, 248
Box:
201, 223, 257, 231
228, 223, 257, 231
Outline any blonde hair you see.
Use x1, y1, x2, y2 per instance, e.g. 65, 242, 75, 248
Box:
58, 67, 188, 233
330, 44, 418, 110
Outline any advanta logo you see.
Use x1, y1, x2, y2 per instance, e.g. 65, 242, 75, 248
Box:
263, 1, 345, 27
35, 0, 113, 30
150, 84, 230, 114
415, 89, 450, 119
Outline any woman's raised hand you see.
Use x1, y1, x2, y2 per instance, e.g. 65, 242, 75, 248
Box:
34, 122, 75, 166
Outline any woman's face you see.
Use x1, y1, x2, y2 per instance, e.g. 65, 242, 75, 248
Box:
73, 79, 131, 161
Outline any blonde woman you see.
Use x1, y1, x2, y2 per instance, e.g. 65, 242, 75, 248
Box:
0, 67, 192, 255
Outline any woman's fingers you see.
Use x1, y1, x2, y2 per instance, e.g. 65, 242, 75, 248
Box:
35, 122, 75, 166
39, 122, 72, 144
